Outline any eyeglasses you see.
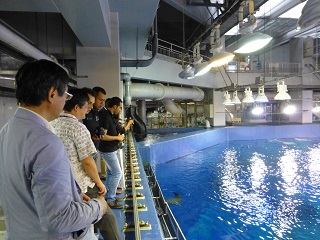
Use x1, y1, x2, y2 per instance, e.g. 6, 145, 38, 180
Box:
65, 91, 73, 101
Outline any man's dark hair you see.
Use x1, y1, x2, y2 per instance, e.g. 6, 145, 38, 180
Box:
105, 98, 111, 108
64, 88, 89, 112
15, 59, 69, 106
92, 86, 106, 96
82, 87, 95, 97
108, 97, 122, 108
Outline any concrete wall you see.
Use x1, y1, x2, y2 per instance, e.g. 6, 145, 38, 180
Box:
77, 12, 122, 99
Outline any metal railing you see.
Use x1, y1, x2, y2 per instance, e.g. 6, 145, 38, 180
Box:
123, 131, 151, 239
145, 38, 303, 77
145, 38, 210, 63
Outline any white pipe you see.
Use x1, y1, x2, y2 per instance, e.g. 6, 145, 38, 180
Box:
130, 83, 204, 101
122, 73, 132, 106
0, 22, 68, 74
162, 99, 185, 115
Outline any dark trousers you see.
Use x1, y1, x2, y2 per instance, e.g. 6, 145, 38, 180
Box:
86, 185, 122, 240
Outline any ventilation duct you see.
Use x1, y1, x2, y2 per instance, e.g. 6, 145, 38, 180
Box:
0, 21, 68, 74
129, 83, 204, 101
120, 15, 158, 68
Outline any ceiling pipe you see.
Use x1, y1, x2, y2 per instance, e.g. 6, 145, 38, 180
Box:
120, 15, 158, 68
0, 21, 69, 74
129, 82, 204, 101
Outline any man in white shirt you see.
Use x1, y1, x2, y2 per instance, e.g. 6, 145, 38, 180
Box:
52, 88, 122, 240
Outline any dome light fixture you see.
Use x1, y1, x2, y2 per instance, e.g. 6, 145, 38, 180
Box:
242, 87, 255, 103
255, 86, 269, 102
208, 51, 235, 68
193, 42, 211, 77
234, 32, 273, 54
297, 0, 320, 30
207, 25, 234, 68
274, 80, 291, 100
231, 0, 272, 54
223, 91, 234, 105
179, 64, 195, 79
231, 91, 241, 104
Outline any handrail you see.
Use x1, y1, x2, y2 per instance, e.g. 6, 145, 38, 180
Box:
123, 131, 151, 239
145, 38, 210, 62
128, 133, 141, 239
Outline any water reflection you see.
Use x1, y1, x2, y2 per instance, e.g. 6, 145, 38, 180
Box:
156, 138, 320, 239
277, 148, 300, 195
218, 142, 320, 239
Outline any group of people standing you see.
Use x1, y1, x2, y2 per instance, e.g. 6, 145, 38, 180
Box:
0, 59, 132, 239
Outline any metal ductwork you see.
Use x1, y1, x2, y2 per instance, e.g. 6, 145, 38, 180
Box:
129, 82, 204, 101
0, 21, 69, 74
120, 15, 158, 68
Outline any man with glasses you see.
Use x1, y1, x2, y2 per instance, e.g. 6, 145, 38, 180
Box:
0, 60, 107, 239
52, 88, 122, 240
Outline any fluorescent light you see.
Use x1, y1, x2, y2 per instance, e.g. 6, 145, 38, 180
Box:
208, 51, 235, 68
234, 33, 272, 54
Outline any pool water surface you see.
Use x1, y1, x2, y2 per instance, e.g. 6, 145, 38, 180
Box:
155, 138, 320, 239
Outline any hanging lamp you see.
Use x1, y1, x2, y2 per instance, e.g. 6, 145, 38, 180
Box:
255, 86, 269, 102
223, 91, 234, 105
242, 87, 255, 103
193, 42, 211, 77
231, 91, 241, 104
231, 0, 272, 54
274, 80, 291, 100
207, 24, 234, 68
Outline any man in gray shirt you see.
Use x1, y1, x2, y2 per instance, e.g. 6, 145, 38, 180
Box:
0, 60, 107, 239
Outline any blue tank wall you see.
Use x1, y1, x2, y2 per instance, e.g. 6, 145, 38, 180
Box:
137, 124, 320, 166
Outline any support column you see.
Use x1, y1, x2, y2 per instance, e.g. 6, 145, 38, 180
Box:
289, 90, 313, 123
76, 12, 122, 99
213, 91, 226, 126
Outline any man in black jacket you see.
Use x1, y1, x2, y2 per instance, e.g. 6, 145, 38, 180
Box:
99, 97, 133, 208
